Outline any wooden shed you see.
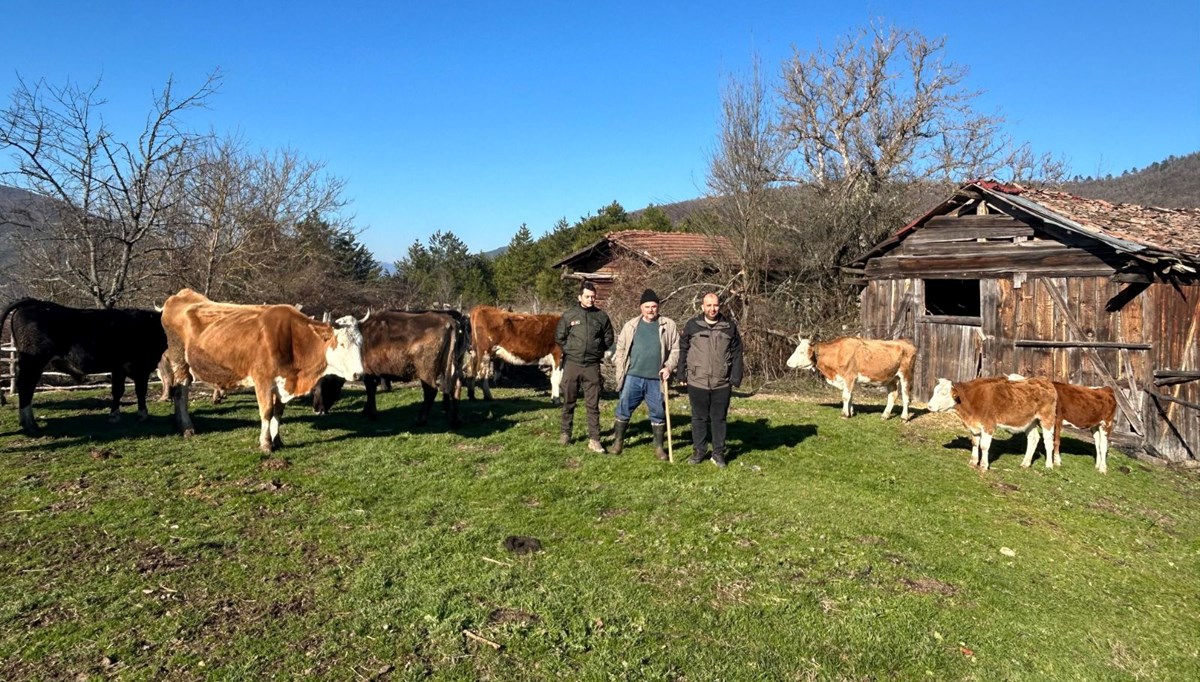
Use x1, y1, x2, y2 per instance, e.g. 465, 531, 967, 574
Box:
850, 181, 1199, 462
550, 230, 732, 304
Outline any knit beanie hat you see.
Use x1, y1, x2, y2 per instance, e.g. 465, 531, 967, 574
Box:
639, 289, 660, 305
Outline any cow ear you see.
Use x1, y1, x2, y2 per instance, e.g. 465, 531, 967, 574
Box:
950, 387, 961, 403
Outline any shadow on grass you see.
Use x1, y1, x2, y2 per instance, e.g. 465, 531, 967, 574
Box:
941, 431, 1102, 468
817, 401, 930, 421
309, 387, 553, 441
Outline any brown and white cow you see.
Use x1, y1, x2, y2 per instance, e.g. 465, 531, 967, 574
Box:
786, 336, 916, 420
927, 376, 1057, 471
467, 306, 563, 402
1009, 375, 1117, 474
312, 309, 467, 427
160, 288, 364, 452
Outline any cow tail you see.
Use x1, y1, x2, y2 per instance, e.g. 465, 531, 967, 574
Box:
0, 298, 35, 343
442, 318, 460, 397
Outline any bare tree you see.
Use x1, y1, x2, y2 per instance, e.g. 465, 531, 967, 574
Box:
0, 73, 220, 307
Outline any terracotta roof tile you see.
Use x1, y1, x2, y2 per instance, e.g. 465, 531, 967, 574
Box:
608, 230, 733, 265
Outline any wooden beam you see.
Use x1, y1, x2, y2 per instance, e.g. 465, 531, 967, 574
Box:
1149, 392, 1200, 412
917, 315, 982, 327
924, 215, 1027, 229
906, 225, 1037, 244
1014, 339, 1153, 350
1042, 279, 1145, 435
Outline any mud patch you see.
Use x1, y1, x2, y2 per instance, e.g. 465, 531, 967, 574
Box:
137, 546, 191, 574
260, 457, 290, 471
487, 607, 540, 627
899, 576, 958, 596
503, 536, 542, 555
89, 448, 120, 460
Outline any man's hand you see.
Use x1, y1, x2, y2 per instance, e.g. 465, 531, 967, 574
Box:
659, 367, 671, 381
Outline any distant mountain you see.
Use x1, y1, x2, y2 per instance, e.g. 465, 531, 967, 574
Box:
1064, 151, 1200, 208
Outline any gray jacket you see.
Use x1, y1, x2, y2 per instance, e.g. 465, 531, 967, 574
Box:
676, 314, 744, 390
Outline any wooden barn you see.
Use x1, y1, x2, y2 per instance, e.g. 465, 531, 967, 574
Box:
550, 230, 732, 304
850, 181, 1199, 462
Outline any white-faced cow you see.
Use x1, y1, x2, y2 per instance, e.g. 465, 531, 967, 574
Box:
467, 306, 564, 402
1008, 375, 1118, 474
312, 310, 467, 427
927, 376, 1057, 471
1, 298, 168, 434
160, 288, 364, 452
786, 336, 916, 420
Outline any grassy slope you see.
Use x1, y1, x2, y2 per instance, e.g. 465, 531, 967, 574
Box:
0, 386, 1197, 681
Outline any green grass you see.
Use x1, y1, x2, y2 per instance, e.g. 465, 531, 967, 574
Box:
1, 384, 1197, 680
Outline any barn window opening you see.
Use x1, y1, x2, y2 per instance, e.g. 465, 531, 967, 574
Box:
924, 278, 981, 318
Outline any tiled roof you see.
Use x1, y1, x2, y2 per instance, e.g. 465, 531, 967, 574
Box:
978, 181, 1200, 265
608, 230, 733, 265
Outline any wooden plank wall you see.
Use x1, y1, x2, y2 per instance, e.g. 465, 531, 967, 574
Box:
1144, 283, 1199, 460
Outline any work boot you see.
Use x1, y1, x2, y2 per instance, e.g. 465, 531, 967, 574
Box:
652, 423, 668, 461
610, 419, 629, 455
558, 432, 570, 446
712, 451, 728, 468
687, 450, 707, 465
587, 439, 607, 454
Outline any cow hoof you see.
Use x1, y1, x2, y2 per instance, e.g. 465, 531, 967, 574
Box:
1020, 462, 1031, 469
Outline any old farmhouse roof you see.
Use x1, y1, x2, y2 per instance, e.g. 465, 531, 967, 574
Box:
551, 230, 733, 270
856, 181, 1200, 274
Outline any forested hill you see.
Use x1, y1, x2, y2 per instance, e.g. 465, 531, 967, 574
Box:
1065, 151, 1200, 208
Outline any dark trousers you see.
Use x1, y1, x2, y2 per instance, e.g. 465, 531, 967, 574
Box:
687, 385, 732, 457
561, 361, 602, 440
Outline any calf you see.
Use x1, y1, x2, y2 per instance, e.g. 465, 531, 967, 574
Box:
312, 310, 466, 427
786, 336, 916, 420
1, 298, 167, 433
467, 305, 563, 402
927, 376, 1057, 471
1008, 376, 1118, 473
160, 288, 364, 452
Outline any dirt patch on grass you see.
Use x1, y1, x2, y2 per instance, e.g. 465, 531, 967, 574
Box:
598, 507, 629, 520
487, 607, 540, 627
137, 546, 191, 574
899, 576, 958, 596
260, 457, 290, 471
563, 457, 582, 470
90, 447, 121, 460
991, 481, 1021, 493
1089, 497, 1123, 515
856, 535, 887, 545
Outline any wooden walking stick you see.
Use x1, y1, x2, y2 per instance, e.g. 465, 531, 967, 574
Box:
661, 375, 674, 463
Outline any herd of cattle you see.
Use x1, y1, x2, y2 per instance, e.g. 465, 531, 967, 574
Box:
2, 292, 1117, 473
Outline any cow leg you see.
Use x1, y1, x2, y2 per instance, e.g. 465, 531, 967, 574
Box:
841, 382, 854, 418
899, 374, 911, 421
549, 363, 564, 405
1021, 427, 1041, 468
133, 371, 151, 421
481, 375, 494, 402
968, 431, 981, 468
445, 386, 462, 429
16, 353, 48, 434
109, 370, 127, 423
173, 382, 196, 438
270, 392, 285, 450
882, 379, 897, 420
1095, 425, 1109, 474
363, 375, 380, 419
1042, 424, 1056, 468
254, 382, 279, 453
416, 382, 436, 426
978, 432, 993, 471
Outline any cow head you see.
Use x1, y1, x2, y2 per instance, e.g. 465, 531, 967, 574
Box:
786, 339, 815, 370
325, 315, 365, 381
927, 378, 957, 412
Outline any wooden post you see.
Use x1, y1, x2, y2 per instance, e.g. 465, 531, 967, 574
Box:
661, 376, 673, 463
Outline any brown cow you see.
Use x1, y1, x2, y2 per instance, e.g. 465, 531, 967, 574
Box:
786, 336, 916, 420
312, 310, 466, 427
467, 306, 563, 402
160, 288, 364, 452
927, 376, 1057, 471
1009, 375, 1117, 474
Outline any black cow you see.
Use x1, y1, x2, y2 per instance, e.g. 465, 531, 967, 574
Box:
313, 310, 468, 427
1, 298, 168, 433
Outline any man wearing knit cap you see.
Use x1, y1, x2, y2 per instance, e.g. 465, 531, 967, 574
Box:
610, 288, 679, 459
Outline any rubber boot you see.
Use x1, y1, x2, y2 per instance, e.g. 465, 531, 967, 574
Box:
652, 423, 668, 461
611, 419, 629, 455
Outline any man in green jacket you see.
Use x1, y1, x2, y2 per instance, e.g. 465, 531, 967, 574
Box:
676, 293, 744, 468
555, 281, 615, 452
610, 289, 679, 460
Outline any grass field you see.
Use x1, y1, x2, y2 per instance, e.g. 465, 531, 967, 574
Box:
1, 383, 1197, 681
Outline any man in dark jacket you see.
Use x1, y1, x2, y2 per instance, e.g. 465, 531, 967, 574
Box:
555, 281, 615, 452
676, 293, 744, 468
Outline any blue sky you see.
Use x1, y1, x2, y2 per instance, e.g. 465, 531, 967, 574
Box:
2, 1, 1197, 263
